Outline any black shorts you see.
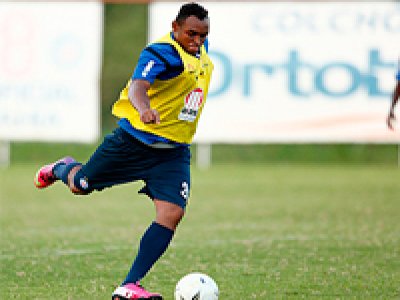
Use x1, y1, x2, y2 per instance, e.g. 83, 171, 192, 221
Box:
74, 127, 191, 208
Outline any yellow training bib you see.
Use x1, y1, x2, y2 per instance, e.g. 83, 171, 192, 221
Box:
112, 33, 214, 144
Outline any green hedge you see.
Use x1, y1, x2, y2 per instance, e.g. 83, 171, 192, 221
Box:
102, 4, 148, 130
10, 142, 398, 165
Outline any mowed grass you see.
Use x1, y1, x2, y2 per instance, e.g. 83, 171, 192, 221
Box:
1, 163, 399, 299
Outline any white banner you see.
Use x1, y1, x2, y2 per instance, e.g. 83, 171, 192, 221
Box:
0, 2, 102, 143
150, 2, 400, 143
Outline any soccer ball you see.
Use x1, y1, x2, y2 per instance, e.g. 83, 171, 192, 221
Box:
175, 272, 219, 300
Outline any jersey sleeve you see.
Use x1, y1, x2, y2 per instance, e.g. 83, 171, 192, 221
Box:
204, 38, 209, 53
132, 47, 168, 84
396, 70, 400, 81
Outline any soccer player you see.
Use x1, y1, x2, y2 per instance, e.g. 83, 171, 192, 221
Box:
387, 62, 400, 130
34, 3, 213, 299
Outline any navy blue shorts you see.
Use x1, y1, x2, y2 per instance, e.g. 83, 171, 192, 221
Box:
73, 127, 191, 208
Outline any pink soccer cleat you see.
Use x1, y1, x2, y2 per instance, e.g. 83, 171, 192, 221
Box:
34, 156, 76, 189
112, 282, 163, 300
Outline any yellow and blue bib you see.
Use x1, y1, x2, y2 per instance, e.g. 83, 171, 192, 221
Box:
112, 33, 214, 144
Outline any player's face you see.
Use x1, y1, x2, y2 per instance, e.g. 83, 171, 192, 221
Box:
173, 16, 209, 55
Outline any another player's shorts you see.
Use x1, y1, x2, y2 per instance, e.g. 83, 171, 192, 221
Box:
73, 127, 191, 208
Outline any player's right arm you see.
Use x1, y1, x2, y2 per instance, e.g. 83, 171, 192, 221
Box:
129, 79, 160, 124
128, 45, 171, 124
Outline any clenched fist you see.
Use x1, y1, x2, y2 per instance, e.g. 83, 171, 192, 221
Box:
140, 108, 160, 124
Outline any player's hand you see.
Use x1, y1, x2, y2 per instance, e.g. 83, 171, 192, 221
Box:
387, 109, 396, 130
140, 108, 160, 124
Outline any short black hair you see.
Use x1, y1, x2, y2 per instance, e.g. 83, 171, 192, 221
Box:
175, 2, 208, 24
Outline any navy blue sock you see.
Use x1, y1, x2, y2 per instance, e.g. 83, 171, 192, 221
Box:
123, 222, 174, 285
53, 162, 81, 185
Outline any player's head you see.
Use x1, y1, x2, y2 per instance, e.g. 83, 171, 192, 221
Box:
172, 2, 209, 55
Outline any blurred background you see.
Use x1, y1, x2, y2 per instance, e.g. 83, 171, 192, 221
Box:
1, 0, 399, 166
1, 1, 400, 299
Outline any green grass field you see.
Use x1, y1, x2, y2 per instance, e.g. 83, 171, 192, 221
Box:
1, 162, 399, 299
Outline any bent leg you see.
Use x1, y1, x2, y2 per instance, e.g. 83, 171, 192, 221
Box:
51, 128, 150, 195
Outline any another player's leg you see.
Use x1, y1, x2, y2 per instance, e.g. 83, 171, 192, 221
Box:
34, 156, 79, 189
112, 200, 184, 300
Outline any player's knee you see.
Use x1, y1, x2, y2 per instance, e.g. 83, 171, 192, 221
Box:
164, 211, 184, 229
67, 165, 92, 195
168, 205, 185, 220
155, 202, 185, 229
170, 208, 185, 224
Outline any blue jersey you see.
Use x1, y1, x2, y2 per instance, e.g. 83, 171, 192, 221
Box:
397, 69, 400, 81
132, 33, 209, 83
118, 33, 209, 146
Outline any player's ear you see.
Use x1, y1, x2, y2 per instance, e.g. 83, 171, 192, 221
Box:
172, 20, 179, 32
172, 20, 181, 40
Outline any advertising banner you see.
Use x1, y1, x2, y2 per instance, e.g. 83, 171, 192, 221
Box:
150, 2, 400, 143
0, 2, 102, 143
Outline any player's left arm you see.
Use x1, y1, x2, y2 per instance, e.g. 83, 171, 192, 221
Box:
387, 72, 400, 130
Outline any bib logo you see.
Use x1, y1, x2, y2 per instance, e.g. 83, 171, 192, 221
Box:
178, 88, 204, 122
